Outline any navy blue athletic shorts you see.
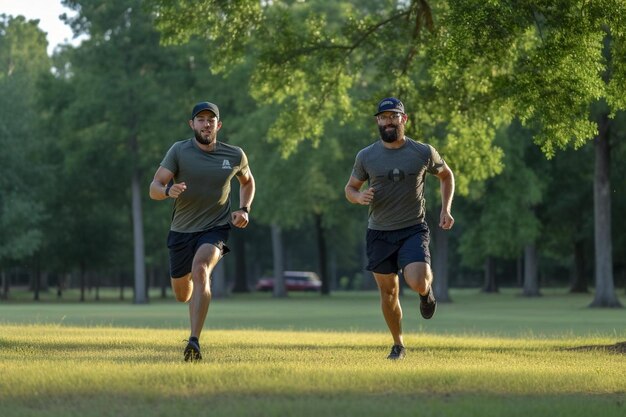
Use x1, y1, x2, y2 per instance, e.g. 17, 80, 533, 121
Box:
167, 225, 231, 278
366, 223, 431, 274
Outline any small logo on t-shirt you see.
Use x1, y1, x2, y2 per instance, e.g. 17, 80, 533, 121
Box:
222, 159, 232, 169
388, 168, 405, 182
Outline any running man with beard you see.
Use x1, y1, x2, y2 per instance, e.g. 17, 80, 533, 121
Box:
149, 101, 255, 361
344, 97, 455, 360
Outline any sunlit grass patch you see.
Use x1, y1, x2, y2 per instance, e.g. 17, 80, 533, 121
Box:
1, 290, 625, 416
1, 324, 625, 417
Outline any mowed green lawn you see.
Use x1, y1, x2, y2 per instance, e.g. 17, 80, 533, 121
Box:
1, 289, 625, 417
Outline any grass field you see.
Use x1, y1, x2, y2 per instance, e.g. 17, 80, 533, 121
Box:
1, 289, 625, 416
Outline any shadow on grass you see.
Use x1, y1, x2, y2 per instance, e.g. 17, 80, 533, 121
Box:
7, 336, 621, 366
565, 341, 626, 354
2, 392, 626, 417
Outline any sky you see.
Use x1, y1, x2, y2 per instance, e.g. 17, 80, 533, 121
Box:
1, 0, 84, 55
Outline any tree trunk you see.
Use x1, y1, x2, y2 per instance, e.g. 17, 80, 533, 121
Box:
482, 256, 498, 293
330, 251, 338, 291
33, 259, 41, 301
1, 270, 8, 300
522, 243, 541, 296
516, 255, 523, 287
80, 262, 86, 302
161, 266, 168, 299
271, 223, 287, 297
41, 271, 49, 291
315, 213, 330, 295
95, 273, 100, 301
119, 271, 125, 301
131, 160, 147, 304
231, 233, 250, 293
570, 240, 589, 293
147, 267, 153, 300
590, 115, 622, 308
432, 225, 452, 302
56, 274, 64, 299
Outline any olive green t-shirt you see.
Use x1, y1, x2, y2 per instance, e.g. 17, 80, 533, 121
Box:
160, 139, 249, 232
351, 138, 445, 231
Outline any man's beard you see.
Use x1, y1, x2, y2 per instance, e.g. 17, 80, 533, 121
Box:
194, 128, 216, 145
379, 123, 404, 143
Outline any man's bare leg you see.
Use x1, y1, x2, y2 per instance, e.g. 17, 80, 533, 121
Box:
374, 272, 404, 346
172, 243, 221, 361
188, 244, 221, 339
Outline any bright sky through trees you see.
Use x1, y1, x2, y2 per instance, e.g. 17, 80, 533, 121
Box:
0, 0, 84, 55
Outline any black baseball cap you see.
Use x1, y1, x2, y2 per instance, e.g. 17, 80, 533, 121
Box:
374, 97, 405, 116
191, 101, 219, 120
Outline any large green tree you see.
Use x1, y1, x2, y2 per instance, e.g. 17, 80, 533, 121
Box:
457, 122, 544, 292
47, 0, 208, 302
0, 15, 50, 296
438, 0, 625, 306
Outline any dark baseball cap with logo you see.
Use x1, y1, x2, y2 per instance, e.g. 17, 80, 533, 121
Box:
191, 101, 219, 120
374, 97, 405, 116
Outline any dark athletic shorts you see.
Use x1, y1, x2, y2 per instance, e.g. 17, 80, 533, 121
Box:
366, 223, 431, 274
167, 225, 231, 278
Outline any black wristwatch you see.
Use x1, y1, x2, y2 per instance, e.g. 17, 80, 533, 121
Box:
239, 206, 249, 213
165, 184, 172, 197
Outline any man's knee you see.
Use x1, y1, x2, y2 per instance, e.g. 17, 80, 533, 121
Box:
374, 273, 399, 301
192, 245, 220, 275
190, 263, 213, 288
403, 263, 432, 294
174, 291, 191, 303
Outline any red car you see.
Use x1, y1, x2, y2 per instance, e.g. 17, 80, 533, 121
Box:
255, 271, 322, 292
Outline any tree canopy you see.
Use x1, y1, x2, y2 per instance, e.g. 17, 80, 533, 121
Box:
0, 15, 50, 264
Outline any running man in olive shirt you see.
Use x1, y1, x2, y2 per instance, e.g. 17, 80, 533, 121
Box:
345, 97, 455, 360
149, 101, 255, 361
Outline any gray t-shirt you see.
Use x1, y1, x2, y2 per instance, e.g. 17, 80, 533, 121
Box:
351, 138, 445, 231
160, 139, 249, 232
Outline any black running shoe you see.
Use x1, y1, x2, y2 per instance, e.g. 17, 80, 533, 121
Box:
184, 339, 202, 362
419, 289, 437, 319
387, 344, 406, 360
